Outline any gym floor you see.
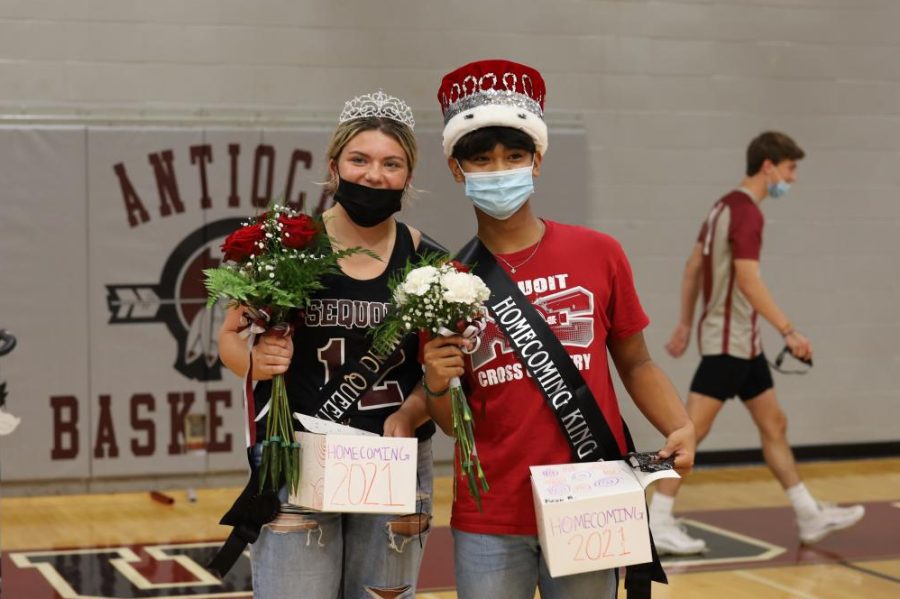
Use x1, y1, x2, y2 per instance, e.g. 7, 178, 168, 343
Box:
3, 457, 899, 598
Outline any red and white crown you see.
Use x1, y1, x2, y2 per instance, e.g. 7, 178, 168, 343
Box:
437, 59, 548, 157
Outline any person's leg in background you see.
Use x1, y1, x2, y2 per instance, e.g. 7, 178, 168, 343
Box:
650, 391, 724, 554
743, 387, 865, 543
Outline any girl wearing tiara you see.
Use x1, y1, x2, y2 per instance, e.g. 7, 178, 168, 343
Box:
218, 91, 439, 598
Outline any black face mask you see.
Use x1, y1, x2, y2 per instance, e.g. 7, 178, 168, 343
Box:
333, 178, 404, 227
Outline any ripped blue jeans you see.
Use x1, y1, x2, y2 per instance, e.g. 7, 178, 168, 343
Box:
250, 439, 433, 599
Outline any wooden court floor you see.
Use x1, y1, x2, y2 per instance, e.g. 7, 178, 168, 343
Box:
3, 457, 899, 598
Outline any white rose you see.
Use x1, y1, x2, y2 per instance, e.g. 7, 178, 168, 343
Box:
441, 271, 490, 305
401, 265, 439, 296
477, 279, 490, 302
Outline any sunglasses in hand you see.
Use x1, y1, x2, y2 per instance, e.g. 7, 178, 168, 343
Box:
770, 345, 813, 375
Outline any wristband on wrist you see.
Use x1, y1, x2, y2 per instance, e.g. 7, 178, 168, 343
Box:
422, 375, 450, 398
781, 328, 796, 338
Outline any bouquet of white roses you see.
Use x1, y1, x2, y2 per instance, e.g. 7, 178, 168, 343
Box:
205, 203, 367, 494
372, 255, 491, 507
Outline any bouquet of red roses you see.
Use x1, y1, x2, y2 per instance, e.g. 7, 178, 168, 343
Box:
205, 204, 366, 494
371, 254, 491, 507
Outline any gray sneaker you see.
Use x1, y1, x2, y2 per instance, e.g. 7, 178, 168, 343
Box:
797, 502, 865, 544
651, 517, 708, 555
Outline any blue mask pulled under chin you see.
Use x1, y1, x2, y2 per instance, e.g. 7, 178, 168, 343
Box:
459, 162, 535, 220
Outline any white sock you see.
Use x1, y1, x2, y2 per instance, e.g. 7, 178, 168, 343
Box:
650, 492, 676, 522
786, 483, 819, 519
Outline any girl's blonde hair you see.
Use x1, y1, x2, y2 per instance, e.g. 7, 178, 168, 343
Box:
324, 117, 418, 194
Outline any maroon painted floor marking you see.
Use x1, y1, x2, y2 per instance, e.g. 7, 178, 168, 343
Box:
2, 501, 897, 597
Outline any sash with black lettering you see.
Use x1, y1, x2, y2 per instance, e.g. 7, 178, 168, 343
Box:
458, 237, 619, 461
457, 236, 667, 598
208, 233, 445, 578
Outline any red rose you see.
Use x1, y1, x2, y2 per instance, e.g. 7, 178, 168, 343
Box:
279, 214, 319, 249
221, 223, 265, 262
448, 259, 470, 273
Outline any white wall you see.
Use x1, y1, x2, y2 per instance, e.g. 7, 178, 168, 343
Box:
2, 0, 898, 454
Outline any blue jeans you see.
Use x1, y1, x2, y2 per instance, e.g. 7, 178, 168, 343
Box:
452, 529, 617, 599
250, 439, 433, 599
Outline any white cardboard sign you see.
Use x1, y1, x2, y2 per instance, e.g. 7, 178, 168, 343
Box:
289, 416, 417, 514
531, 460, 679, 578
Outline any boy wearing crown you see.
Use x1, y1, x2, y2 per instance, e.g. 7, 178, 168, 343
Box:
422, 59, 695, 598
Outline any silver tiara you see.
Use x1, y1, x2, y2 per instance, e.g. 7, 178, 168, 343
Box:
338, 90, 415, 130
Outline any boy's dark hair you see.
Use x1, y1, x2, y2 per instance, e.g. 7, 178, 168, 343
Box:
451, 126, 536, 161
746, 131, 805, 176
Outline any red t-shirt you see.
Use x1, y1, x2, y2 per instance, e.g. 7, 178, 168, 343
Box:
452, 220, 650, 536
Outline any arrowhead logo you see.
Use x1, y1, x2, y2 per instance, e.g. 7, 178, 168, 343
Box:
105, 218, 243, 382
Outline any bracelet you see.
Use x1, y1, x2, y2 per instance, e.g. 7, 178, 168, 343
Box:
781, 328, 796, 338
422, 375, 450, 398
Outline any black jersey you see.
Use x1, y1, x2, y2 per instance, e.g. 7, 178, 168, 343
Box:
253, 221, 437, 441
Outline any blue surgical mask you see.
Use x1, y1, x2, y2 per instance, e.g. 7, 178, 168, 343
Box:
768, 173, 791, 198
459, 162, 535, 220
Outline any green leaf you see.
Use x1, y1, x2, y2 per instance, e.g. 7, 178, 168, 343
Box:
204, 267, 256, 308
